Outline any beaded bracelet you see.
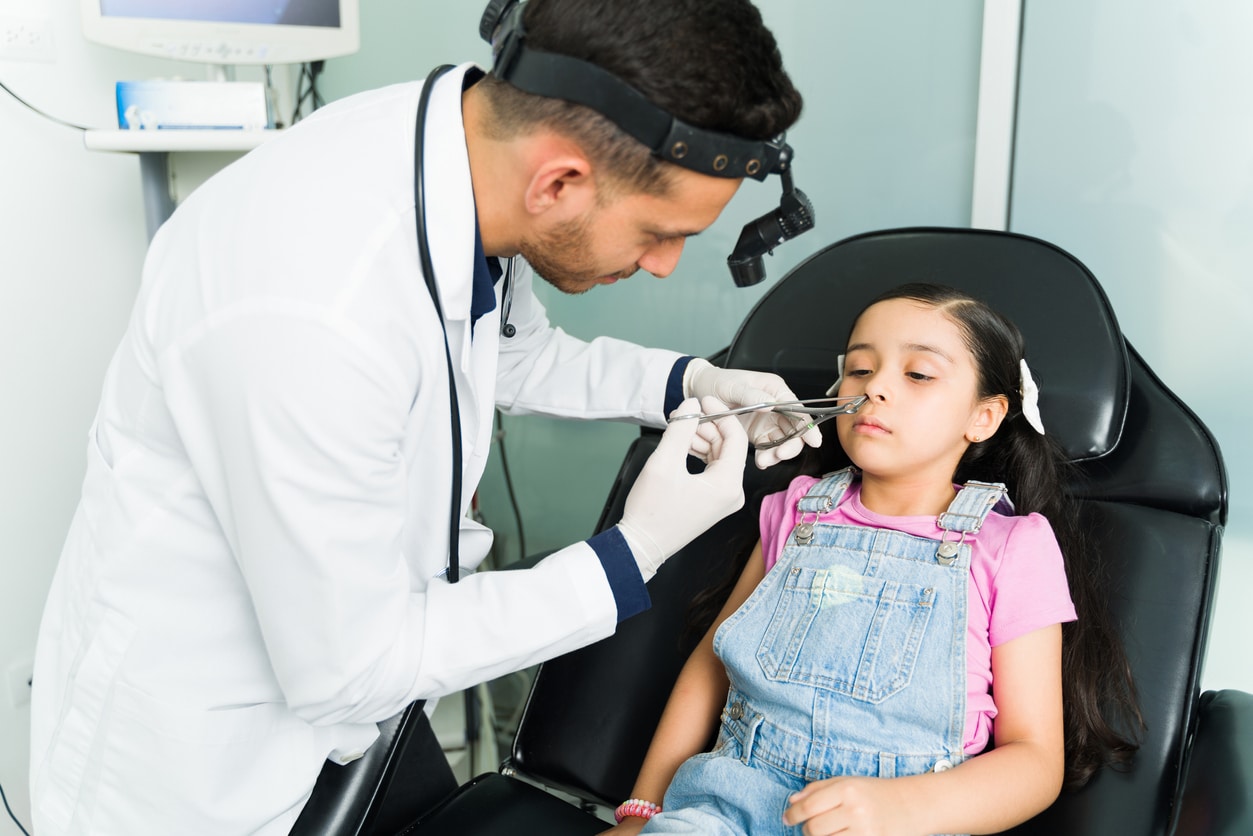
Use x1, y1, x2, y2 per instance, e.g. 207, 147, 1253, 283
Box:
614, 798, 661, 823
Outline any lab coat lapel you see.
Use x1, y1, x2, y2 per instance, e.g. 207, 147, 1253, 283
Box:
419, 64, 476, 331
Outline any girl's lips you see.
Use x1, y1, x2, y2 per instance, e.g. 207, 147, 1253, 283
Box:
853, 417, 889, 434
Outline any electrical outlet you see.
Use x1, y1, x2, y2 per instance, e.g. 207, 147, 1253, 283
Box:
0, 15, 55, 62
6, 659, 34, 708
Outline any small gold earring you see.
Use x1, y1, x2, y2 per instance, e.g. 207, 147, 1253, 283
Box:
971, 435, 981, 443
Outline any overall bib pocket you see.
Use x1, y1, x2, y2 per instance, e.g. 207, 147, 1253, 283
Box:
756, 564, 936, 703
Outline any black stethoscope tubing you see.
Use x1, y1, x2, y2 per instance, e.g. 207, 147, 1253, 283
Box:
414, 64, 465, 583
414, 64, 519, 583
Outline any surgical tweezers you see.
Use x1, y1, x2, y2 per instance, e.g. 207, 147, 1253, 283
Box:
668, 394, 869, 449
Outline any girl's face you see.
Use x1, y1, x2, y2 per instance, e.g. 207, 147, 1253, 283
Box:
835, 298, 1007, 487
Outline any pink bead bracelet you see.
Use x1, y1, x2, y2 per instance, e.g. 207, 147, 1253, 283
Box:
614, 798, 661, 823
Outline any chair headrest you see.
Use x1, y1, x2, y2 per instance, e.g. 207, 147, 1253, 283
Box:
725, 228, 1130, 462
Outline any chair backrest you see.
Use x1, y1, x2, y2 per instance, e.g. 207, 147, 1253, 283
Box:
506, 228, 1227, 836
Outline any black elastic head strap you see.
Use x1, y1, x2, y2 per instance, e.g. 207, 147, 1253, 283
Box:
481, 0, 789, 182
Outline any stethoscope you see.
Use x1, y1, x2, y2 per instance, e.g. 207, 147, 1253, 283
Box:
414, 64, 517, 582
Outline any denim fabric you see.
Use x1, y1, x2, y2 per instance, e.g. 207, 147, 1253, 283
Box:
644, 470, 1004, 836
642, 729, 804, 834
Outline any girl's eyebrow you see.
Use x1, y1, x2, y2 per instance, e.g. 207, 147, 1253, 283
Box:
846, 341, 955, 363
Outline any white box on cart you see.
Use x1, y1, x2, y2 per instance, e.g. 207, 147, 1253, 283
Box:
116, 80, 270, 130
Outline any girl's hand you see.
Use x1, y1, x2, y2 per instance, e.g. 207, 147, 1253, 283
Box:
782, 776, 920, 836
596, 817, 649, 836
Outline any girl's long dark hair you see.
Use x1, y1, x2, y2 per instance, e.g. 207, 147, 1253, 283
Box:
880, 283, 1143, 788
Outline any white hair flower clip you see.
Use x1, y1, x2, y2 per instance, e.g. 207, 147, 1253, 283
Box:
1020, 358, 1046, 434
825, 354, 846, 396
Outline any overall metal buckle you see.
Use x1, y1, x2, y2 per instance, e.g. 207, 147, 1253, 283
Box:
936, 530, 966, 565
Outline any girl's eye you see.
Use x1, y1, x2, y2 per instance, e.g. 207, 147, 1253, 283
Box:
847, 368, 871, 377
907, 371, 934, 382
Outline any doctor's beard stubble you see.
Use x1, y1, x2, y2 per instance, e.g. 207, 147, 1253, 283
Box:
519, 215, 637, 295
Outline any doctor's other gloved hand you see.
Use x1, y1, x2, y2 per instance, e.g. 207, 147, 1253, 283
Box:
617, 397, 748, 581
684, 358, 822, 469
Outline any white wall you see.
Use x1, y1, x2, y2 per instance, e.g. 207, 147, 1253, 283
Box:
1010, 0, 1253, 696
0, 2, 271, 828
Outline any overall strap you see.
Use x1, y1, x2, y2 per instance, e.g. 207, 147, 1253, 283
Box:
937, 480, 1009, 535
793, 467, 857, 545
797, 467, 858, 513
933, 480, 1007, 565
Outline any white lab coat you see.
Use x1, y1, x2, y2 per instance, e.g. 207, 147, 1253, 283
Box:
30, 63, 682, 835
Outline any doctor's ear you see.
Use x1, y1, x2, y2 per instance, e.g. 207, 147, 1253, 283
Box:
523, 152, 595, 217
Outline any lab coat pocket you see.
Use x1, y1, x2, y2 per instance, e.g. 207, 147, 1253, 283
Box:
97, 684, 321, 832
88, 419, 116, 471
33, 606, 136, 832
80, 420, 138, 556
79, 422, 116, 532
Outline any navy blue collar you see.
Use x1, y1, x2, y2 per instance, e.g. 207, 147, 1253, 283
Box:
469, 221, 504, 335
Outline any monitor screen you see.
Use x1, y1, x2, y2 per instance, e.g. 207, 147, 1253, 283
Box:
81, 0, 359, 65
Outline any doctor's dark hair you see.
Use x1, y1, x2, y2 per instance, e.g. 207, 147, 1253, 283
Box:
479, 0, 802, 195
866, 283, 1144, 789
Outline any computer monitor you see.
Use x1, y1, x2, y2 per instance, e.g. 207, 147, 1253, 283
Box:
80, 0, 360, 65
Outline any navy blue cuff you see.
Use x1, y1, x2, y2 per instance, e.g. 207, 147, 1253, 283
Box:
664, 356, 696, 416
587, 527, 650, 621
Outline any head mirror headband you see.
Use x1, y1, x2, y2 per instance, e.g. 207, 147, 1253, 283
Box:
479, 0, 815, 286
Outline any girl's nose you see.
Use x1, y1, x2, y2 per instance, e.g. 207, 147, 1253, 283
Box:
863, 377, 890, 402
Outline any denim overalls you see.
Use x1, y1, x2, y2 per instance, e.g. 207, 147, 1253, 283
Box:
643, 468, 1007, 836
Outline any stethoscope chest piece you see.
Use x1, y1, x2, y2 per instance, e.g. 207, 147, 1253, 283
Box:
499, 256, 517, 338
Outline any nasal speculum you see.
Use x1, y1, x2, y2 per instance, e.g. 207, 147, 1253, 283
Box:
668, 395, 869, 449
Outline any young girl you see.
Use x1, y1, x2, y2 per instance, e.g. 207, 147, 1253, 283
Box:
602, 284, 1141, 836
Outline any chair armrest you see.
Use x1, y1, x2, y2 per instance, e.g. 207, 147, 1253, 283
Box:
394, 773, 605, 836
1172, 689, 1253, 836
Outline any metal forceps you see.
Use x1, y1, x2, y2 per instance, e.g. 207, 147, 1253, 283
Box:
668, 395, 869, 449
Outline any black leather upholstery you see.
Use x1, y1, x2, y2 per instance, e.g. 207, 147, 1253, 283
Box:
291, 702, 457, 836
394, 773, 605, 836
378, 228, 1248, 835
1173, 690, 1253, 836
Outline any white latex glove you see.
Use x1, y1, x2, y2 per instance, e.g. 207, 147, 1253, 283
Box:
684, 358, 822, 469
618, 396, 748, 581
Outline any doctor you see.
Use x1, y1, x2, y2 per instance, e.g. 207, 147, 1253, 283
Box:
30, 0, 814, 832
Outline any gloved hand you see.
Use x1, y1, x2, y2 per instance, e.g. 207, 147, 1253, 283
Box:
618, 397, 748, 581
684, 358, 822, 468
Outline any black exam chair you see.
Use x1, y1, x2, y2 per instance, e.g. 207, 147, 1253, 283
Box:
306, 228, 1252, 836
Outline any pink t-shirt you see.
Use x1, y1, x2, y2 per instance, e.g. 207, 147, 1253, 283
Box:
759, 475, 1077, 754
